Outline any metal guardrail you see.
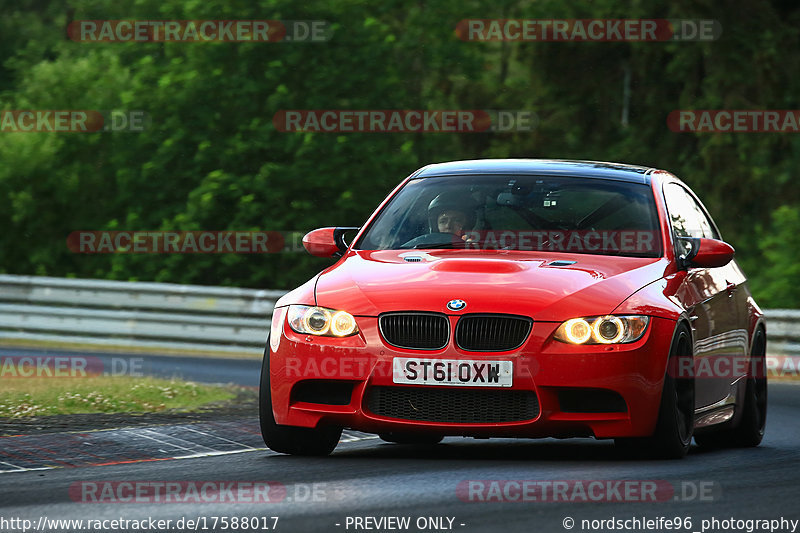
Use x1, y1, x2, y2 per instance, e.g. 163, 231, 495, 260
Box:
0, 274, 798, 357
0, 274, 283, 355
763, 309, 800, 357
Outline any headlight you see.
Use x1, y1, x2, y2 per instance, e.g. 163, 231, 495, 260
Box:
554, 315, 649, 345
287, 305, 359, 337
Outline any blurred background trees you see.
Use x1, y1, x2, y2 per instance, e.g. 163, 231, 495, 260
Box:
1, 0, 798, 307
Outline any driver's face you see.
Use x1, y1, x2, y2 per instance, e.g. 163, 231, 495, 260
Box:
437, 210, 467, 235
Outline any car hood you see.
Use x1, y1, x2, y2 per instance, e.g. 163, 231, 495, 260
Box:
314, 250, 670, 321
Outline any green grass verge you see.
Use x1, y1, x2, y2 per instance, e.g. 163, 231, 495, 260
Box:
0, 375, 237, 418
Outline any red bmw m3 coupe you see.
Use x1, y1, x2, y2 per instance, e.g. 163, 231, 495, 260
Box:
259, 159, 767, 458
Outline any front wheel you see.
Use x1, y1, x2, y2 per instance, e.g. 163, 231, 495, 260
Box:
694, 328, 767, 449
259, 342, 342, 456
616, 323, 694, 459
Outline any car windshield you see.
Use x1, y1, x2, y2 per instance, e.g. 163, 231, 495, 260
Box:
355, 175, 662, 257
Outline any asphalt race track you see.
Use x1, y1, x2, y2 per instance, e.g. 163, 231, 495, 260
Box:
1, 349, 799, 533
0, 347, 263, 387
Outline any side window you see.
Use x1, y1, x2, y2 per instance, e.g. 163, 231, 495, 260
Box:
663, 183, 719, 256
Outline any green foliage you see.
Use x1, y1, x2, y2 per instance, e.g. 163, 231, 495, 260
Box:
0, 0, 799, 307
749, 206, 800, 308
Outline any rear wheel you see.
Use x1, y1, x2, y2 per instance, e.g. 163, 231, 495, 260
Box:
616, 323, 694, 459
259, 342, 342, 456
694, 328, 767, 449
379, 433, 443, 445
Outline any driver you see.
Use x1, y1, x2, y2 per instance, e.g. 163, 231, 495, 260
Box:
427, 193, 478, 239
436, 210, 467, 235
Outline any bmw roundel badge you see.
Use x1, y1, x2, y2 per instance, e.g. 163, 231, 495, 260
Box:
447, 299, 467, 311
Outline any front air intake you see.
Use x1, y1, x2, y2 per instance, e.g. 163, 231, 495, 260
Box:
455, 314, 532, 351
379, 312, 449, 350
366, 386, 540, 424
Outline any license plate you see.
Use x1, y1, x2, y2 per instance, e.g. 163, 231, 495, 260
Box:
392, 358, 513, 387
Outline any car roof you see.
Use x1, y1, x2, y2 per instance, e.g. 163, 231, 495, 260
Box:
414, 159, 657, 184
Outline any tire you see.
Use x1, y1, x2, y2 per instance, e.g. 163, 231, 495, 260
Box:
694, 328, 767, 449
379, 433, 443, 445
616, 323, 694, 459
259, 342, 342, 456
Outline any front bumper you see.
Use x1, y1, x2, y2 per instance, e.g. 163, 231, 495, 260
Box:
268, 310, 676, 439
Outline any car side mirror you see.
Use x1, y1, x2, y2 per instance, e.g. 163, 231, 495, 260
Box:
678, 237, 735, 269
302, 227, 360, 258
